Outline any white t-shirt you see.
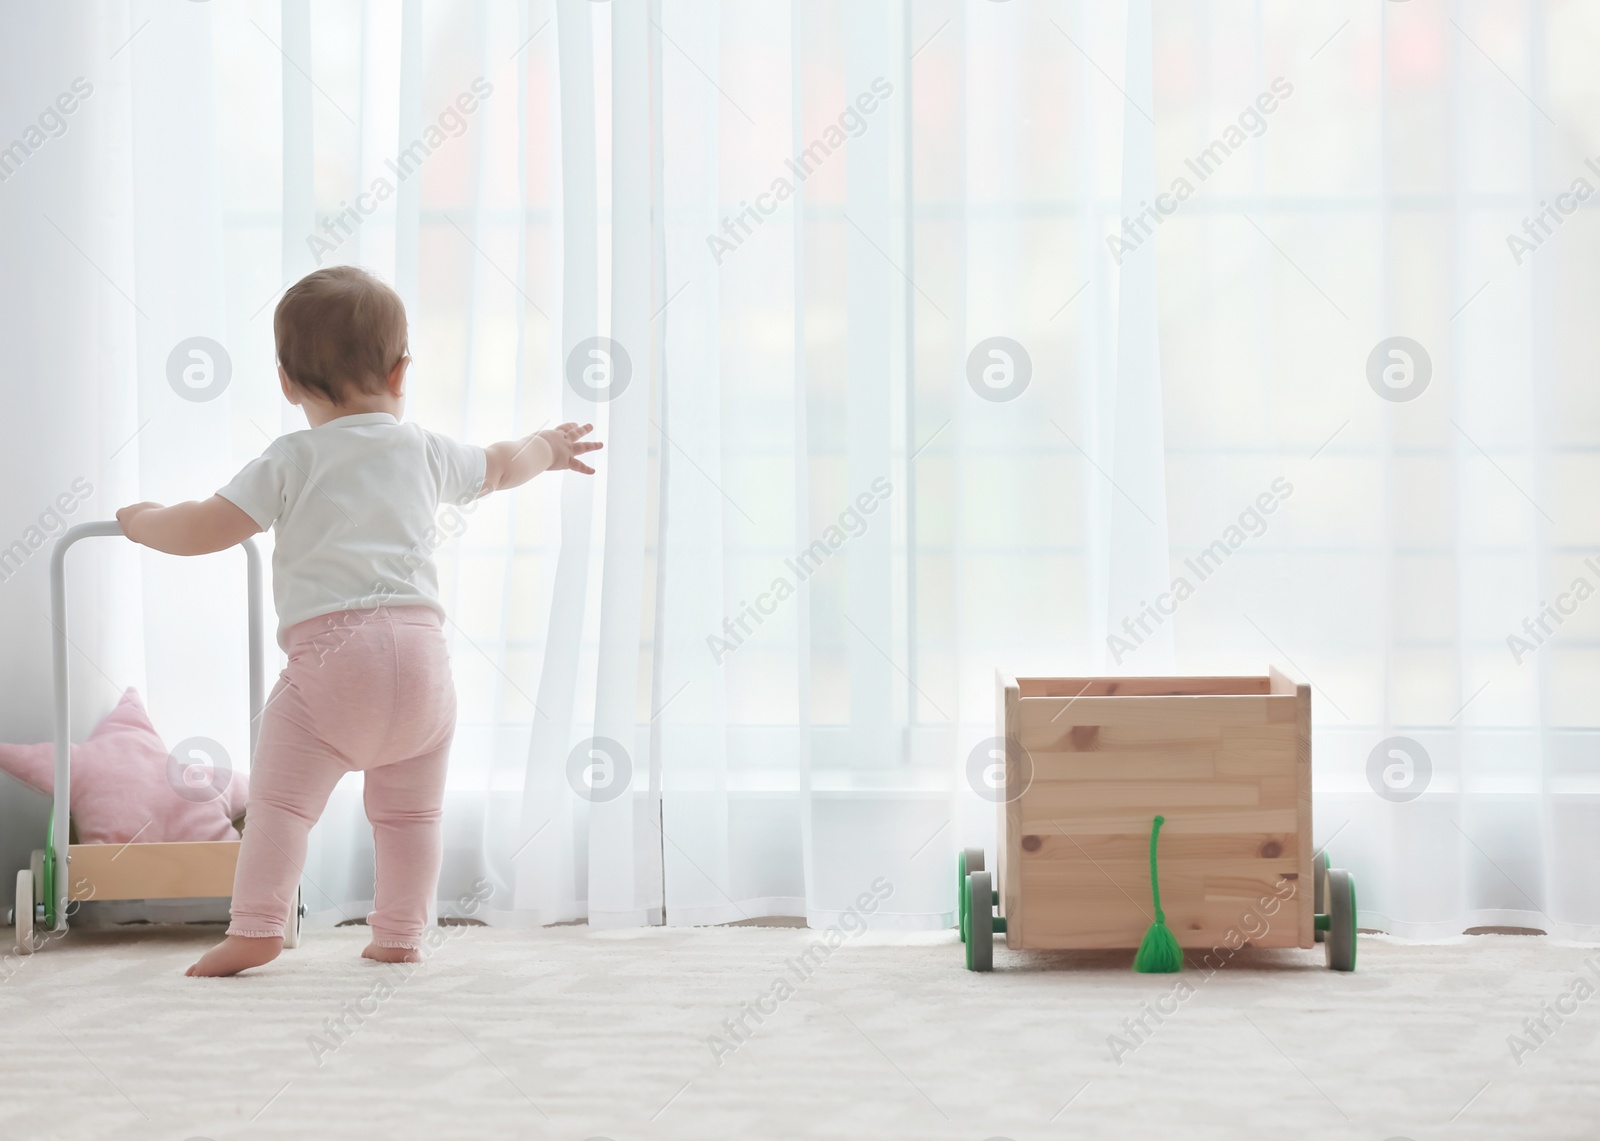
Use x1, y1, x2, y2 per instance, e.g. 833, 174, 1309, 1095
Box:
218, 412, 488, 645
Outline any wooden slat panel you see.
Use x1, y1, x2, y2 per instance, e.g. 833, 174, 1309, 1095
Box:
68, 841, 239, 901
1214, 752, 1294, 777
1019, 807, 1298, 835
1217, 734, 1296, 761
1020, 859, 1298, 891
1016, 831, 1297, 863
1017, 676, 1273, 697
1021, 722, 1224, 756
1018, 873, 1304, 949
1222, 723, 1298, 747
1018, 910, 1303, 950
1017, 886, 1148, 947
1023, 781, 1262, 813
1201, 873, 1299, 901
1017, 694, 1296, 741
1028, 751, 1216, 781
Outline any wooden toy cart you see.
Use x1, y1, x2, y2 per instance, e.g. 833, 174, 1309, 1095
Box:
959, 668, 1357, 972
10, 521, 302, 954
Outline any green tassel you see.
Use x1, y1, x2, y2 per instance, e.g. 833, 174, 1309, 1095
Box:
1133, 814, 1183, 974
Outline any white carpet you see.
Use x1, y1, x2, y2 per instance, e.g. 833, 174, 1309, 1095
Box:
0, 924, 1594, 1140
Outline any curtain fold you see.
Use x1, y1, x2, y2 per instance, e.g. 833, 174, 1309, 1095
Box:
656, 0, 734, 926
510, 0, 600, 927
1104, 0, 1173, 673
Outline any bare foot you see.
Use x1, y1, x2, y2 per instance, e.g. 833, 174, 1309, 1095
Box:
186, 934, 284, 977
362, 942, 422, 963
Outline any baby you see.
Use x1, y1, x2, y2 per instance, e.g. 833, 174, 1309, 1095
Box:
117, 266, 601, 977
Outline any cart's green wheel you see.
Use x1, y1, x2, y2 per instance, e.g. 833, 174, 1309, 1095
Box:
958, 848, 984, 943
1312, 850, 1330, 943
1325, 868, 1356, 972
42, 819, 58, 930
13, 869, 34, 955
965, 870, 994, 972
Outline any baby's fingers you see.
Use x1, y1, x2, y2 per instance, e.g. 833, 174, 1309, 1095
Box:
570, 459, 596, 475
560, 422, 595, 440
573, 441, 604, 454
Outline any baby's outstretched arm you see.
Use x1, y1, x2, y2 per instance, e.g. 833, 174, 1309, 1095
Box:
116, 496, 262, 555
481, 421, 602, 495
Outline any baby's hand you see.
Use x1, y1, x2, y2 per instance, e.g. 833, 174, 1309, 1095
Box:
537, 422, 603, 475
483, 423, 604, 493
116, 501, 163, 542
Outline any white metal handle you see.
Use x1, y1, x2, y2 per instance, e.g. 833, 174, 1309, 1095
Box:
48, 521, 265, 929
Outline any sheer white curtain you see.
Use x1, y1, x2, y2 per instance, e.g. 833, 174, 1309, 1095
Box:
1145, 1, 1599, 942
3, 0, 1595, 942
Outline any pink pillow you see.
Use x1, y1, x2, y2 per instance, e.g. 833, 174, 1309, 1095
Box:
0, 688, 248, 844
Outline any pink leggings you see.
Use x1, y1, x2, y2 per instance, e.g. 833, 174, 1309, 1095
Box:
228, 606, 455, 949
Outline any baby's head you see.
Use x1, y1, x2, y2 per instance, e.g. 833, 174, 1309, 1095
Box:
274, 266, 409, 415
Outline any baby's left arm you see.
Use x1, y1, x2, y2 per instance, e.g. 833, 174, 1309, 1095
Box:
116, 496, 262, 555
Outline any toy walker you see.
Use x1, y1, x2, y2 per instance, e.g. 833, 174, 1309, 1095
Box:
959, 668, 1357, 972
11, 521, 302, 953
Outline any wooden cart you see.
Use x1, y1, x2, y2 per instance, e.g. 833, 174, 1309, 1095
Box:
10, 521, 302, 954
958, 668, 1357, 972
